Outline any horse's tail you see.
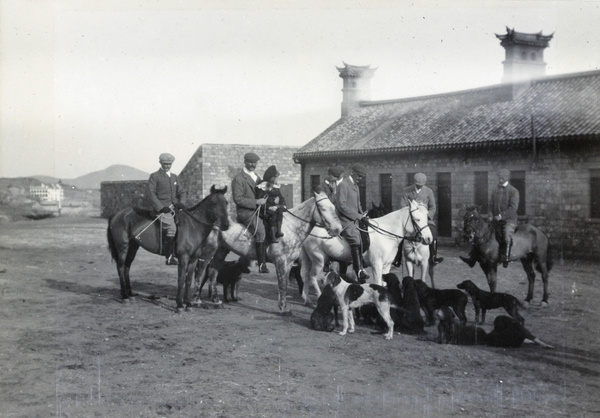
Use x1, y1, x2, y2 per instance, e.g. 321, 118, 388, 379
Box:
106, 217, 119, 263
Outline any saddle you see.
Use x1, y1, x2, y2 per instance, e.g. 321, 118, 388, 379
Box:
358, 217, 371, 253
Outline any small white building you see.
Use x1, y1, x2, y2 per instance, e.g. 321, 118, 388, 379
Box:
29, 183, 64, 207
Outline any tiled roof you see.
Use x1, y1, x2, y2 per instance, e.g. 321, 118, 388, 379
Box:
294, 70, 600, 160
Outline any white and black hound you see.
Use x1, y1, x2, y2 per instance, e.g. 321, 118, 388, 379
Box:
325, 270, 394, 340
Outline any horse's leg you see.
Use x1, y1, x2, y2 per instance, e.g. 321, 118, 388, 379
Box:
183, 258, 197, 311
521, 255, 536, 305
123, 241, 140, 299
371, 262, 383, 286
175, 256, 189, 312
482, 263, 497, 293
300, 246, 322, 307
275, 258, 290, 314
535, 254, 551, 306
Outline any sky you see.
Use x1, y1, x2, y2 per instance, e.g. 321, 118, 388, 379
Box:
1, 0, 599, 180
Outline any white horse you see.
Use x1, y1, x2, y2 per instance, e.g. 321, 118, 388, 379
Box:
218, 189, 342, 313
402, 240, 435, 288
300, 200, 433, 306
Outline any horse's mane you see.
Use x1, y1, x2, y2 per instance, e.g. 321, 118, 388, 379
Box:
187, 185, 228, 211
287, 196, 315, 215
132, 207, 155, 219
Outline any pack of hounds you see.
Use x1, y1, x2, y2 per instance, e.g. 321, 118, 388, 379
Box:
202, 255, 553, 349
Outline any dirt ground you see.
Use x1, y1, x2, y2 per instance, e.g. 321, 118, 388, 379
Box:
1, 216, 599, 417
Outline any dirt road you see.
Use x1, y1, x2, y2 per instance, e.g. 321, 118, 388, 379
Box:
0, 216, 598, 417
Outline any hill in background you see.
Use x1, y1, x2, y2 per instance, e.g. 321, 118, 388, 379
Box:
31, 165, 149, 189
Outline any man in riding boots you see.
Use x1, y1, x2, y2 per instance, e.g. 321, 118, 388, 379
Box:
146, 153, 187, 265
394, 173, 444, 267
232, 152, 270, 273
335, 163, 370, 283
320, 165, 344, 204
460, 169, 519, 268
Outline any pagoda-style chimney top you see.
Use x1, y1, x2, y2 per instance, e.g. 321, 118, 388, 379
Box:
496, 27, 554, 83
337, 62, 377, 118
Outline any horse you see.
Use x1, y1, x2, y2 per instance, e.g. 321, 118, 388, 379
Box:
106, 185, 230, 312
368, 202, 435, 288
216, 188, 342, 313
463, 206, 553, 306
299, 200, 433, 306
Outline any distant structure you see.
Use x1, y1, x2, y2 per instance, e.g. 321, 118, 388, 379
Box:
496, 27, 554, 83
337, 62, 377, 118
29, 183, 64, 204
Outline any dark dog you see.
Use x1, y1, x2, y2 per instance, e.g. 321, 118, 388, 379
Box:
413, 279, 468, 326
435, 306, 553, 348
457, 279, 524, 324
357, 273, 403, 332
203, 256, 251, 302
399, 276, 427, 335
310, 284, 339, 332
326, 270, 394, 340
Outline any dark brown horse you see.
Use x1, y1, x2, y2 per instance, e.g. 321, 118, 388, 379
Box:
463, 206, 553, 306
107, 185, 230, 311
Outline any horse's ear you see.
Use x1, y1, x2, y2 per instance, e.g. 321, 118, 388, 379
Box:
313, 185, 323, 195
210, 185, 228, 194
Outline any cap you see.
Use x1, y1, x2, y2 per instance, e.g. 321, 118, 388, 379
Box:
263, 165, 280, 182
498, 168, 510, 178
414, 172, 427, 186
159, 153, 175, 163
351, 163, 367, 177
244, 152, 260, 162
328, 165, 345, 177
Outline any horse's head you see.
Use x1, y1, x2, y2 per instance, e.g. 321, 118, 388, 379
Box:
463, 206, 481, 243
207, 185, 230, 231
408, 200, 433, 245
367, 201, 388, 219
312, 188, 342, 236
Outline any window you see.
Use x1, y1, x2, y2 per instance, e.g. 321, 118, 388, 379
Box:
521, 51, 527, 60
591, 169, 600, 218
510, 171, 526, 216
474, 171, 489, 214
310, 175, 320, 192
530, 52, 537, 60
379, 173, 392, 212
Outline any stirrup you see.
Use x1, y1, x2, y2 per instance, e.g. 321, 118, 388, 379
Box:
357, 269, 370, 284
165, 255, 178, 266
432, 257, 444, 265
259, 263, 270, 274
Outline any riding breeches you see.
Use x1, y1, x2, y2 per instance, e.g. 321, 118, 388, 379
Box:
340, 221, 361, 246
238, 211, 266, 243
160, 213, 177, 237
494, 220, 516, 246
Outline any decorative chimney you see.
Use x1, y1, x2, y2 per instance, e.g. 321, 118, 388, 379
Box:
496, 27, 553, 83
337, 62, 377, 118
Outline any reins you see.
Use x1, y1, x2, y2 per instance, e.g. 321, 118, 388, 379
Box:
362, 206, 429, 243
283, 197, 334, 238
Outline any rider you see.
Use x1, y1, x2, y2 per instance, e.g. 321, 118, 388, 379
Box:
256, 165, 287, 244
336, 163, 370, 283
146, 153, 187, 265
460, 168, 519, 268
320, 165, 344, 204
231, 152, 269, 273
395, 173, 444, 267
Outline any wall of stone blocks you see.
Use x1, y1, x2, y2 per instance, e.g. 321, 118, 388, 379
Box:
299, 141, 600, 260
101, 181, 148, 218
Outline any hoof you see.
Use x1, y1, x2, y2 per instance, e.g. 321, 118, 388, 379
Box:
541, 301, 549, 307
384, 334, 393, 340
175, 307, 185, 314
304, 300, 314, 309
189, 299, 203, 307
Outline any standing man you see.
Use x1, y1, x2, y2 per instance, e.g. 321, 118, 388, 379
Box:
336, 163, 370, 283
460, 168, 519, 268
231, 152, 269, 273
146, 153, 187, 265
320, 165, 344, 204
399, 173, 444, 265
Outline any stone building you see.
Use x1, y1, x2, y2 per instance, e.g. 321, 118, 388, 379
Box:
293, 28, 600, 259
101, 144, 300, 219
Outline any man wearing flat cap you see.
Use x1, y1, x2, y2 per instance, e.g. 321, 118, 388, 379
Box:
320, 165, 344, 204
397, 172, 444, 266
231, 152, 270, 273
336, 163, 370, 283
146, 153, 187, 265
460, 169, 519, 268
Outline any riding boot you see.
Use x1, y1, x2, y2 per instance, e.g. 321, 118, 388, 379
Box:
165, 236, 178, 266
392, 245, 402, 268
459, 255, 476, 268
255, 241, 270, 273
270, 227, 279, 243
350, 244, 370, 284
430, 240, 444, 265
275, 216, 284, 238
502, 240, 513, 268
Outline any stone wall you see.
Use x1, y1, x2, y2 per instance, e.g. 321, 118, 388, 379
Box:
300, 140, 600, 260
179, 144, 301, 217
101, 181, 148, 218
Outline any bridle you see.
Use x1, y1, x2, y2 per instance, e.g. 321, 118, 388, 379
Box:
284, 196, 334, 236
366, 204, 430, 243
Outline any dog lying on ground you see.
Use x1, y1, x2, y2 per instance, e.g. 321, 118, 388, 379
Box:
435, 306, 554, 348
201, 255, 251, 302
325, 270, 394, 340
457, 279, 524, 325
413, 279, 468, 326
309, 284, 339, 332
